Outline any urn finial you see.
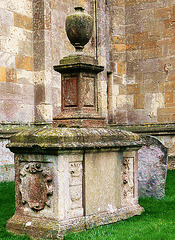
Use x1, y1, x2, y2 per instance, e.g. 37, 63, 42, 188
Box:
65, 7, 93, 53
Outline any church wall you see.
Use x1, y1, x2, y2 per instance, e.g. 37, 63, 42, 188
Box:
0, 0, 110, 124
0, 0, 34, 123
1, 0, 175, 180
113, 0, 175, 125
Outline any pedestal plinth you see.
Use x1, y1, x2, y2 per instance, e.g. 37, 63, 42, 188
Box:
6, 127, 144, 239
53, 54, 107, 128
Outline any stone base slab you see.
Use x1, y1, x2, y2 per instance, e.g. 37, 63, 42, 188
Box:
53, 111, 107, 128
7, 205, 144, 239
53, 118, 107, 128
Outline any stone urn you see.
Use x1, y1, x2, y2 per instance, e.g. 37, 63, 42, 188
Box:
65, 7, 93, 52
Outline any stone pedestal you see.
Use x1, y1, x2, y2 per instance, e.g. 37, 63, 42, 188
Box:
6, 127, 144, 239
53, 54, 107, 128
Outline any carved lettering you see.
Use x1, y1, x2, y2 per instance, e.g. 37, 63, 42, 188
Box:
69, 162, 82, 186
69, 162, 83, 210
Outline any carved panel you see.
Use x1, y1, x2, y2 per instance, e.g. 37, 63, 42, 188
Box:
83, 77, 95, 106
69, 162, 82, 186
69, 185, 82, 209
20, 162, 53, 211
69, 162, 83, 210
122, 157, 134, 206
63, 76, 78, 107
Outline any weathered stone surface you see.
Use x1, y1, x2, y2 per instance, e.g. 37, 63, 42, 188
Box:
0, 164, 15, 182
65, 7, 93, 52
138, 135, 168, 198
53, 53, 105, 128
0, 66, 6, 82
7, 127, 143, 153
0, 0, 174, 129
7, 205, 143, 239
0, 138, 14, 182
112, 123, 175, 170
20, 162, 53, 211
16, 55, 33, 71
6, 126, 143, 239
0, 0, 174, 209
85, 151, 122, 215
168, 156, 175, 170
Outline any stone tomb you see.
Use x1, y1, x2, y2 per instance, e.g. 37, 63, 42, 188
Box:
6, 128, 144, 239
7, 7, 144, 239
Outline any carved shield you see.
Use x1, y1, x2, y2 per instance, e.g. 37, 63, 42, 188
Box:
20, 163, 53, 211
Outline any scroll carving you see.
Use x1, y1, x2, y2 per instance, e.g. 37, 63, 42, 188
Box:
69, 162, 82, 209
69, 162, 82, 185
122, 157, 134, 205
20, 162, 53, 211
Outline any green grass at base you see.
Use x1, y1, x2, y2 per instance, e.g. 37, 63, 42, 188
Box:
65, 170, 175, 240
0, 171, 174, 240
0, 181, 30, 240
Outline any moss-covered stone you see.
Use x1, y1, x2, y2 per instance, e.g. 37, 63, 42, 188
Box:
111, 123, 175, 135
0, 123, 51, 138
7, 205, 143, 239
7, 127, 143, 154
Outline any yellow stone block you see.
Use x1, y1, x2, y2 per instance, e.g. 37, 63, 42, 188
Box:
16, 55, 33, 71
14, 12, 32, 31
117, 62, 126, 74
113, 44, 126, 52
74, 0, 85, 8
0, 67, 6, 82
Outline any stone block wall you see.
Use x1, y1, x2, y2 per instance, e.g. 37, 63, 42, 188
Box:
168, 156, 175, 170
1, 0, 175, 180
0, 0, 34, 123
1, 0, 175, 127
112, 1, 175, 125
0, 0, 108, 124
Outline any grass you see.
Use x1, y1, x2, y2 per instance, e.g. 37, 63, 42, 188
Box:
0, 181, 30, 240
0, 170, 175, 240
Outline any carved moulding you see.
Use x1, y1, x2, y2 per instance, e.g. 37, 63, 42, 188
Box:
20, 162, 53, 211
69, 162, 83, 209
122, 157, 134, 205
